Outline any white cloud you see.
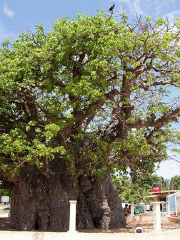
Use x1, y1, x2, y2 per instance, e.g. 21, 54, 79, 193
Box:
164, 10, 180, 25
156, 150, 180, 179
115, 0, 143, 15
156, 160, 180, 179
3, 4, 15, 18
0, 23, 15, 40
114, 0, 177, 17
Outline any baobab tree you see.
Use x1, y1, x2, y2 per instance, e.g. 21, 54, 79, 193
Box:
0, 13, 180, 231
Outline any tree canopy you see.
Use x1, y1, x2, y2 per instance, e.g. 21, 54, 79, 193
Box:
1, 13, 180, 183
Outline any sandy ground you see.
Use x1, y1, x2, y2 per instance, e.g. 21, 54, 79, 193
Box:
125, 215, 180, 233
0, 218, 14, 231
0, 216, 179, 233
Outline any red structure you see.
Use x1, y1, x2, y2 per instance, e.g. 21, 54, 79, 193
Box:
152, 186, 161, 192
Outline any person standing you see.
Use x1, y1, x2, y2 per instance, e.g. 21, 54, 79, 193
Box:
124, 204, 129, 216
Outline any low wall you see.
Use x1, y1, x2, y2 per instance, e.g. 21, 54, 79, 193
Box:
0, 230, 180, 240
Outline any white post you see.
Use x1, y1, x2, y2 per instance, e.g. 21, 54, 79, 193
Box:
131, 202, 134, 216
68, 200, 77, 233
143, 203, 147, 214
153, 202, 161, 233
166, 201, 170, 216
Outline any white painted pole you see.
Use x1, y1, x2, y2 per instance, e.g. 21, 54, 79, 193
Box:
131, 202, 134, 216
68, 200, 77, 233
166, 201, 170, 217
175, 196, 177, 216
143, 203, 147, 214
153, 202, 161, 233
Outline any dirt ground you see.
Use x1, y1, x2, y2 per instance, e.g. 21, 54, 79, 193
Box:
0, 216, 179, 233
0, 218, 15, 231
125, 215, 180, 233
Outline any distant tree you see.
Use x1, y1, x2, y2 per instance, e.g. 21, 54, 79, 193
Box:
1, 12, 180, 231
113, 174, 169, 203
170, 175, 180, 189
1, 189, 11, 196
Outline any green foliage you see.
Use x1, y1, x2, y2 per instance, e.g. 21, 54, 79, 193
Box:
0, 12, 180, 182
1, 189, 11, 196
113, 174, 170, 203
169, 175, 180, 190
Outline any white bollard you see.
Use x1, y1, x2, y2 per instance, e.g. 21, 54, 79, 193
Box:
153, 202, 161, 233
68, 200, 77, 233
166, 201, 170, 217
143, 203, 147, 214
131, 202, 134, 216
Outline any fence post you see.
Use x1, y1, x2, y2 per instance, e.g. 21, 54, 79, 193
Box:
68, 200, 77, 233
143, 203, 147, 214
131, 202, 134, 216
166, 201, 170, 217
153, 202, 161, 233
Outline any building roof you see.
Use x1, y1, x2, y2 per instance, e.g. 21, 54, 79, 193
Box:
149, 190, 180, 195
144, 194, 160, 199
144, 190, 180, 199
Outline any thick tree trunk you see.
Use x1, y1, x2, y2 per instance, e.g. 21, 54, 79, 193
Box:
10, 170, 125, 231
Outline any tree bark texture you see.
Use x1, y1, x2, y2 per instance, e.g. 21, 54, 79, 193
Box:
10, 170, 125, 231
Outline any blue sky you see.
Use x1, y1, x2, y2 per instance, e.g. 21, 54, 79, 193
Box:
1, 0, 180, 179
1, 0, 180, 41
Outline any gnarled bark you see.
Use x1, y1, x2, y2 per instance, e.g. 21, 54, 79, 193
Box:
10, 170, 125, 231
